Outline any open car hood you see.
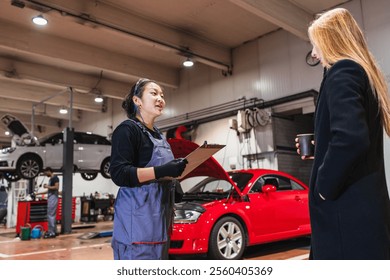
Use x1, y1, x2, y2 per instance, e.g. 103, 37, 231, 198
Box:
1, 114, 38, 146
167, 138, 242, 195
1, 114, 29, 137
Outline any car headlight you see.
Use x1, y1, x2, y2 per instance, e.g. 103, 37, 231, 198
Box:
174, 209, 202, 224
1, 147, 16, 154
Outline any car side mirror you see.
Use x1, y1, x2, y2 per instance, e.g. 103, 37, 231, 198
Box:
262, 184, 277, 193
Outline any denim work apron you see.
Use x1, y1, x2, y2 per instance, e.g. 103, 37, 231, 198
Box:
112, 120, 175, 260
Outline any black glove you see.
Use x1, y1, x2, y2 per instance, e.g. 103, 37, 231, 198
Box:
154, 158, 188, 179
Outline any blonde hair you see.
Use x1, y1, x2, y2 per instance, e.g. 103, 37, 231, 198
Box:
308, 8, 390, 136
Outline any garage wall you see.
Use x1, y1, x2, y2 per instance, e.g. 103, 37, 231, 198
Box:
273, 114, 314, 185
361, 0, 390, 190
190, 117, 276, 171
165, 31, 322, 116
76, 0, 390, 192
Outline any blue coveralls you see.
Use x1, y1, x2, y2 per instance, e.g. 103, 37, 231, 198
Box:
111, 120, 175, 260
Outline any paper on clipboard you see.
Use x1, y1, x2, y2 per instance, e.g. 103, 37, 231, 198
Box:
178, 142, 225, 179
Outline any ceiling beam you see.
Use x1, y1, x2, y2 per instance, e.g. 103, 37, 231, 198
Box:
0, 19, 179, 88
229, 0, 313, 41
23, 0, 231, 71
0, 110, 71, 128
0, 56, 129, 100
0, 78, 104, 113
0, 97, 81, 121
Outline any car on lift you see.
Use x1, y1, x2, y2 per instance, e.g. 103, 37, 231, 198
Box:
168, 138, 311, 260
0, 114, 111, 181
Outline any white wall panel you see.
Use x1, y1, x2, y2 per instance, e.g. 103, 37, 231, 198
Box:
257, 31, 292, 100
361, 0, 390, 74
360, 0, 390, 189
168, 29, 325, 116
192, 118, 241, 170
209, 70, 236, 105
232, 40, 261, 100
187, 65, 212, 111
192, 116, 276, 171
258, 30, 324, 100
168, 65, 235, 114
288, 35, 322, 93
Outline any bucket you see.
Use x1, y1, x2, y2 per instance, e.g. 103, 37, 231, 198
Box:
20, 224, 31, 241
31, 225, 43, 239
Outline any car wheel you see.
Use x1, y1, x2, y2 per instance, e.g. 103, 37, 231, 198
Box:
100, 158, 111, 179
208, 216, 246, 260
80, 172, 98, 181
16, 155, 42, 179
3, 172, 20, 182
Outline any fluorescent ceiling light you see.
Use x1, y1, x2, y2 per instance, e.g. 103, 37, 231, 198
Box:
59, 107, 68, 114
32, 15, 48, 26
183, 58, 194, 67
94, 95, 104, 103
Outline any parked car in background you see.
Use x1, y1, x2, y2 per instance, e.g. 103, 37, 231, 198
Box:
168, 138, 311, 260
0, 114, 111, 181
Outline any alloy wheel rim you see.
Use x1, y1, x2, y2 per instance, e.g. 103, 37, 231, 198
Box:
20, 160, 40, 178
216, 221, 243, 259
103, 161, 110, 177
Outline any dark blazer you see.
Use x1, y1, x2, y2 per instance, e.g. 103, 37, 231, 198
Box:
309, 59, 390, 259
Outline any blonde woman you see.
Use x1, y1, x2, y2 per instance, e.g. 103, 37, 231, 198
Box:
306, 8, 390, 259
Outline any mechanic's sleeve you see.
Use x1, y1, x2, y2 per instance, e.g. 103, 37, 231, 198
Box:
315, 60, 370, 200
109, 123, 139, 187
51, 176, 59, 190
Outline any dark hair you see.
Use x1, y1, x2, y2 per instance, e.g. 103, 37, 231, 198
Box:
122, 78, 156, 118
44, 167, 53, 172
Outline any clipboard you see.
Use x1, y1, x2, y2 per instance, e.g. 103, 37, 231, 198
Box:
178, 142, 225, 179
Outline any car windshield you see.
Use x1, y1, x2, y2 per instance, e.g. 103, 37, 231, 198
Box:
180, 176, 233, 202
228, 172, 253, 192
186, 176, 233, 194
184, 172, 253, 195
39, 133, 63, 146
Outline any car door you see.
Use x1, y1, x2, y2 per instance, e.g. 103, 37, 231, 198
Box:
43, 133, 64, 169
74, 133, 107, 170
73, 133, 88, 169
246, 174, 308, 238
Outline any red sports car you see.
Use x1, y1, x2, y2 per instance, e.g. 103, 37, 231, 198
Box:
168, 139, 311, 260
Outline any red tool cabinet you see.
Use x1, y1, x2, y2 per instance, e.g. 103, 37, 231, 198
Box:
16, 198, 76, 234
16, 200, 48, 234
56, 197, 76, 223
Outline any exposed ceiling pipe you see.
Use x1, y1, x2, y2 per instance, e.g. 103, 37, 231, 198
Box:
156, 90, 318, 131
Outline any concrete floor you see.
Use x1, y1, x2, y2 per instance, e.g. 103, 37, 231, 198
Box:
0, 221, 113, 260
0, 221, 310, 260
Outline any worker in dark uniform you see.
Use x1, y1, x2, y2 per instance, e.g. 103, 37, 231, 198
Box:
110, 78, 188, 260
42, 167, 59, 238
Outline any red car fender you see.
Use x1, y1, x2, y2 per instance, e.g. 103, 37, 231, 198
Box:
199, 200, 254, 245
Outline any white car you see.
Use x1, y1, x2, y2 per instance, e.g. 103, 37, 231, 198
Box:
0, 115, 111, 181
